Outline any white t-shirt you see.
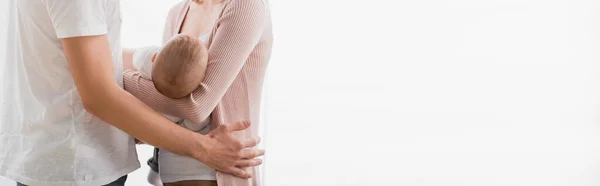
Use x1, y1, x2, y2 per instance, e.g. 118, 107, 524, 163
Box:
0, 0, 139, 185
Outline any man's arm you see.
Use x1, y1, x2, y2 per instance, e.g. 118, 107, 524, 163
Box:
62, 35, 263, 178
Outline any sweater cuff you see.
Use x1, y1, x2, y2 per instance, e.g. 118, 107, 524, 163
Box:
123, 69, 141, 93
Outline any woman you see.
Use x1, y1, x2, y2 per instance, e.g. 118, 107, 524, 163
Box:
123, 0, 273, 185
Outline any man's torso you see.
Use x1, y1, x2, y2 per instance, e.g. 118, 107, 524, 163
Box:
0, 0, 139, 185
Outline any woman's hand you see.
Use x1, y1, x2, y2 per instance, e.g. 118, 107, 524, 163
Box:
193, 121, 264, 179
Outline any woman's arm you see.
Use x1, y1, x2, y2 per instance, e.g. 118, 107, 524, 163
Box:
123, 0, 268, 123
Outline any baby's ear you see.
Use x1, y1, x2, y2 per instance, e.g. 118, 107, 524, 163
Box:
151, 53, 157, 63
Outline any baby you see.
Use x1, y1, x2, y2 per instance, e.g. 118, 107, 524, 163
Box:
132, 34, 208, 99
130, 34, 214, 186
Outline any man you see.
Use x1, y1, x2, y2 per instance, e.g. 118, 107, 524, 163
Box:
0, 0, 264, 185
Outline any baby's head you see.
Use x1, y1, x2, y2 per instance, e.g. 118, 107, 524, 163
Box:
152, 34, 208, 99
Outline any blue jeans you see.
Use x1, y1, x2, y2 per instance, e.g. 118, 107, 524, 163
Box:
17, 175, 127, 186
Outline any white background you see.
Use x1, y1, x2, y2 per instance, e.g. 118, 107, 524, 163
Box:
2, 0, 600, 185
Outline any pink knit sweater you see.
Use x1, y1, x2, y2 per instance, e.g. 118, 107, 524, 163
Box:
123, 0, 272, 185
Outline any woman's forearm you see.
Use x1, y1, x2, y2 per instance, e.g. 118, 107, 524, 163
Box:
123, 71, 210, 123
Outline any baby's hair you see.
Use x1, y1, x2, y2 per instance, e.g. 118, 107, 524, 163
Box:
152, 34, 208, 99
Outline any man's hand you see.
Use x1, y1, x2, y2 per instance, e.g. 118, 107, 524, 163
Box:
194, 121, 265, 178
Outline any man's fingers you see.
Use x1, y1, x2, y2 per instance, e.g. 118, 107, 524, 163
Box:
241, 136, 261, 148
240, 148, 265, 159
225, 167, 253, 179
225, 120, 251, 132
235, 159, 263, 168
